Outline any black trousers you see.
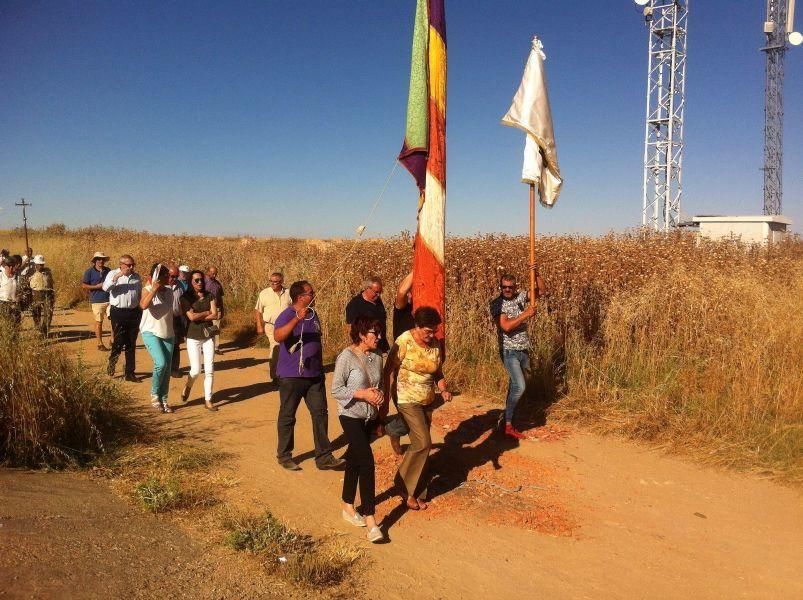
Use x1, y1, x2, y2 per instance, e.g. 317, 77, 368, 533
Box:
339, 415, 378, 516
277, 376, 333, 464
109, 306, 141, 375
171, 316, 185, 372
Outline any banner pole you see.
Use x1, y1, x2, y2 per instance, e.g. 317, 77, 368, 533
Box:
529, 183, 536, 302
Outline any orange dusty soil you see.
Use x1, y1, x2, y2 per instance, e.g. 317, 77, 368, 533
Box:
2, 308, 802, 599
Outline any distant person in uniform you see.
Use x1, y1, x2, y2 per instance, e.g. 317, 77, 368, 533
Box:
28, 255, 55, 336
82, 252, 111, 351
345, 276, 389, 354
254, 272, 291, 386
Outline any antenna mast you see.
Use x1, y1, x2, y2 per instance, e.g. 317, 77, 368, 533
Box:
762, 0, 801, 215
637, 0, 689, 231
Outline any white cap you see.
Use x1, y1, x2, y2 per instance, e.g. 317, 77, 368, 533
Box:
179, 265, 190, 273
32, 255, 46, 265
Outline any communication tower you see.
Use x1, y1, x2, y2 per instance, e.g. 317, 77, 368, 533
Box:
762, 0, 801, 215
634, 0, 689, 231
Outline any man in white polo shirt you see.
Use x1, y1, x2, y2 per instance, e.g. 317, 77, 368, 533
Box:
103, 254, 142, 381
254, 271, 290, 385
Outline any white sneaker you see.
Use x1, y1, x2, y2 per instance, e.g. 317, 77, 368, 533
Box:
366, 526, 384, 543
150, 395, 162, 411
341, 510, 366, 527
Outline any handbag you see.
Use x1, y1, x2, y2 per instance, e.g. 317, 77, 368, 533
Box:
383, 413, 410, 437
202, 323, 220, 339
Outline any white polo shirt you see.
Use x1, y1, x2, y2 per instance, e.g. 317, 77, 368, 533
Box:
255, 286, 290, 326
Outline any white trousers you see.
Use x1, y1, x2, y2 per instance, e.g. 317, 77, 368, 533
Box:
184, 337, 215, 401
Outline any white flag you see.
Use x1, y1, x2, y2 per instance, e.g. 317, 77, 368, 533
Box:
502, 36, 563, 207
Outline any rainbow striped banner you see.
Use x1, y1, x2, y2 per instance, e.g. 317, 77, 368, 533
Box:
398, 0, 447, 340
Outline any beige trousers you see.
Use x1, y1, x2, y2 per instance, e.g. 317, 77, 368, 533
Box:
265, 323, 280, 382
396, 402, 435, 500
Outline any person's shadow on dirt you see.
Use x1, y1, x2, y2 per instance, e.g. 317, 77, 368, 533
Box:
427, 409, 519, 501
373, 408, 519, 538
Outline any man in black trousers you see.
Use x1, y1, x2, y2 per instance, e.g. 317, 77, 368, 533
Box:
103, 254, 142, 382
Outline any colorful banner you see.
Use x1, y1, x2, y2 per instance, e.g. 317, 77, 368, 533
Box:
399, 0, 447, 339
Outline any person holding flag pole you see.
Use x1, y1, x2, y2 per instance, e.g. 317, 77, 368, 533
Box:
494, 35, 562, 438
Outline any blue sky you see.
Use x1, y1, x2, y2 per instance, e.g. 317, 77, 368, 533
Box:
1, 1, 801, 237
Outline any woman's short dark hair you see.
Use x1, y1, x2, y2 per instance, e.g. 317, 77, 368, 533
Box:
350, 316, 381, 345
289, 280, 311, 302
413, 306, 442, 329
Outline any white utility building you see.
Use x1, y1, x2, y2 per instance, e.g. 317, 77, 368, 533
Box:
692, 215, 792, 244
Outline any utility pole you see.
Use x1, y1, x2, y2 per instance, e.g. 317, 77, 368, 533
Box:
762, 0, 801, 215
15, 198, 32, 251
634, 0, 689, 231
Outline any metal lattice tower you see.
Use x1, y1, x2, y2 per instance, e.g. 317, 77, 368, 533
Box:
762, 0, 790, 216
639, 1, 689, 231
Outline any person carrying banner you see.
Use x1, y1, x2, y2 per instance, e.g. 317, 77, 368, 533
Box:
489, 273, 545, 439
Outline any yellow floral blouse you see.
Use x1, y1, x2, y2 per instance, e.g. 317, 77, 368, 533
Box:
388, 330, 442, 405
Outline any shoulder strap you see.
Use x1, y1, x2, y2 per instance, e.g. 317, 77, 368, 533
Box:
348, 347, 376, 388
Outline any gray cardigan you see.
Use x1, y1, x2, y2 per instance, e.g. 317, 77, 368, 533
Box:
331, 347, 383, 420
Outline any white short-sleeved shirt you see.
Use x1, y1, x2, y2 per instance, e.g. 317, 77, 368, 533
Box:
255, 286, 291, 325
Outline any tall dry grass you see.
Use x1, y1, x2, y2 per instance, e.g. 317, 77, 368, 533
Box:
0, 318, 143, 467
4, 225, 802, 480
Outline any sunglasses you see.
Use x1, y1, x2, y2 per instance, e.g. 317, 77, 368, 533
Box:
500, 285, 515, 290
192, 278, 203, 283
121, 263, 135, 268
367, 330, 382, 338
300, 291, 315, 297
270, 280, 282, 284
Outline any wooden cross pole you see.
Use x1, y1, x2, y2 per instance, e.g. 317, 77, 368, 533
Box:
14, 198, 32, 251
529, 183, 536, 302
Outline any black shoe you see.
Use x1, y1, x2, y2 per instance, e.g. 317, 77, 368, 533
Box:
316, 455, 346, 470
107, 360, 116, 377
279, 459, 301, 471
124, 373, 139, 383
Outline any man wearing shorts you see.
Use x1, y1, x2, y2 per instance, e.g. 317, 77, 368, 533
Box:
81, 251, 111, 351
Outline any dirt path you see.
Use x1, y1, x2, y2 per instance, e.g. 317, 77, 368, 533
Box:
0, 471, 284, 599
9, 309, 803, 599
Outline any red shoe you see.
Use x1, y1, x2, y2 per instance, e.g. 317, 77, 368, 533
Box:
504, 424, 526, 440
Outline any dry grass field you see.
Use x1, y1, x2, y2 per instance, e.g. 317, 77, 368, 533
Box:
4, 225, 802, 482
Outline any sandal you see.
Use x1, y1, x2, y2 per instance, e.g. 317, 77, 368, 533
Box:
162, 404, 174, 414
205, 401, 218, 412
405, 498, 420, 511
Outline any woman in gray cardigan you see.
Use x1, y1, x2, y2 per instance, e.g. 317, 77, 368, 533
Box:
331, 315, 386, 543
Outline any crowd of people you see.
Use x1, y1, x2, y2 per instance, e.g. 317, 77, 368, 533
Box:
0, 247, 55, 335
2, 245, 546, 544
